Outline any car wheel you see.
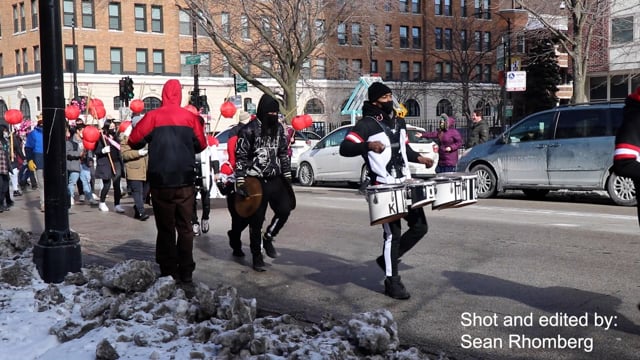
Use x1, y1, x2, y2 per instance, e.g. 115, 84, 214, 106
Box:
607, 172, 636, 206
522, 189, 550, 199
471, 164, 497, 198
298, 162, 315, 187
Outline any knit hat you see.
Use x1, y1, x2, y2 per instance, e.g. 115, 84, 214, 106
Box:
368, 82, 392, 102
440, 113, 449, 121
238, 111, 251, 125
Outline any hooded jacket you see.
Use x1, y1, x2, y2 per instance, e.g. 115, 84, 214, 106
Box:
435, 117, 463, 167
613, 94, 640, 180
128, 79, 207, 188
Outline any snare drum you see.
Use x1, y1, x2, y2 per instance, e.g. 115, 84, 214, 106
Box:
366, 184, 410, 226
432, 176, 463, 210
450, 174, 478, 208
405, 180, 436, 209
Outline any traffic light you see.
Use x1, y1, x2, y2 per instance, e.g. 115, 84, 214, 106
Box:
199, 95, 209, 114
124, 77, 134, 100
189, 90, 199, 108
118, 79, 126, 101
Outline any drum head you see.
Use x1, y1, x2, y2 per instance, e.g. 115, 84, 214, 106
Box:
234, 177, 263, 218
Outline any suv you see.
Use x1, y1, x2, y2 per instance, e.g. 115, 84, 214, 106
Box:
457, 103, 635, 206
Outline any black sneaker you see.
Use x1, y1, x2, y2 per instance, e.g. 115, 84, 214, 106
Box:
262, 233, 279, 258
384, 276, 411, 300
232, 248, 245, 257
253, 255, 266, 272
13, 190, 22, 197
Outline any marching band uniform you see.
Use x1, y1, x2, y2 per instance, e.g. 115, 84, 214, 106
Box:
339, 82, 433, 299
614, 87, 640, 226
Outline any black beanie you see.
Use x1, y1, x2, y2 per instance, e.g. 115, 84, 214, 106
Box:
368, 82, 392, 102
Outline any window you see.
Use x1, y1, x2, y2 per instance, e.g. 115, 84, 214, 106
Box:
461, 0, 467, 17
437, 99, 452, 116
20, 3, 26, 32
15, 50, 20, 74
31, 0, 38, 29
136, 49, 147, 73
0, 54, 4, 76
108, 3, 121, 30
385, 60, 393, 80
435, 28, 442, 49
483, 64, 491, 83
444, 61, 452, 81
370, 24, 377, 46
110, 48, 122, 74
483, 31, 491, 51
435, 0, 442, 16
81, 0, 94, 28
399, 26, 408, 48
63, 0, 75, 27
474, 64, 482, 82
179, 10, 191, 35
221, 12, 230, 37
460, 30, 468, 50
315, 19, 325, 39
304, 99, 324, 114
411, 0, 420, 14
444, 28, 452, 49
33, 46, 40, 72
352, 59, 362, 76
399, 0, 408, 12
610, 75, 628, 100
589, 76, 607, 101
351, 23, 361, 46
241, 15, 250, 39
151, 6, 163, 33
612, 16, 633, 45
315, 58, 326, 79
301, 60, 311, 78
474, 31, 481, 51
371, 60, 378, 74
400, 61, 409, 81
13, 5, 18, 33
406, 99, 420, 116
22, 48, 28, 73
180, 52, 193, 76
82, 46, 95, 73
509, 113, 554, 142
412, 27, 421, 49
385, 24, 392, 47
337, 23, 346, 45
556, 110, 607, 139
338, 58, 348, 79
134, 4, 146, 32
444, 0, 451, 16
384, 0, 392, 11
152, 50, 164, 74
64, 46, 74, 72
435, 62, 443, 81
412, 61, 422, 81
475, 0, 491, 19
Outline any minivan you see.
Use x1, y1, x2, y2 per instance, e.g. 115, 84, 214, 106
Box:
457, 103, 635, 206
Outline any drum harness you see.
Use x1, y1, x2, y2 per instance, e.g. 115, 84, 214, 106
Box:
370, 116, 409, 181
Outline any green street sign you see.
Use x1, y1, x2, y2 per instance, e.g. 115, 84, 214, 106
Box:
185, 55, 201, 65
235, 78, 248, 93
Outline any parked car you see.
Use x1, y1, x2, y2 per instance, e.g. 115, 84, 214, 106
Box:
297, 124, 439, 187
457, 102, 636, 206
214, 125, 237, 165
291, 130, 322, 177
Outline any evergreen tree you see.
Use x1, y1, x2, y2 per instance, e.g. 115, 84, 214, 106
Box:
519, 38, 561, 115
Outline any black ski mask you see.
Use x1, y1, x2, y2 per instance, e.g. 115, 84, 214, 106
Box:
257, 94, 280, 134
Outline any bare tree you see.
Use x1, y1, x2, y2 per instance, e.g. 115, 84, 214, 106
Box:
179, 0, 354, 119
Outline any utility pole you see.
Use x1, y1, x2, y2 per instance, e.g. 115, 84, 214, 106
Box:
191, 8, 200, 110
71, 18, 78, 100
33, 0, 81, 283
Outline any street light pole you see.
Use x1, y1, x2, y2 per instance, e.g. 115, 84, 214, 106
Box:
71, 18, 78, 100
191, 9, 200, 110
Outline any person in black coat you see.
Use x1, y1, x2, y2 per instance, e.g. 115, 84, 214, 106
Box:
94, 119, 124, 213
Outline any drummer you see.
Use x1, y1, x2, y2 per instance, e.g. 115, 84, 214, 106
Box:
339, 82, 434, 300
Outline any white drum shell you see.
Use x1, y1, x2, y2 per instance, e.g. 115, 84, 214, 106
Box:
432, 177, 463, 209
407, 181, 436, 208
366, 185, 409, 226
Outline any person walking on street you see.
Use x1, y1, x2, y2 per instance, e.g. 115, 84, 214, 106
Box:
120, 121, 149, 221
65, 126, 83, 206
468, 109, 489, 147
95, 119, 124, 213
0, 126, 13, 211
339, 82, 434, 300
432, 114, 463, 173
128, 79, 207, 283
235, 94, 293, 272
25, 114, 44, 211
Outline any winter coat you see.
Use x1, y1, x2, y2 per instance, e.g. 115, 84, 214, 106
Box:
25, 126, 44, 169
613, 94, 640, 181
468, 119, 489, 147
128, 79, 207, 188
120, 135, 148, 181
95, 133, 123, 179
235, 119, 291, 180
435, 118, 463, 167
65, 137, 82, 172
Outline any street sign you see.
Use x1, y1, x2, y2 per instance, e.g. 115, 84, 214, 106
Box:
246, 102, 256, 114
185, 55, 201, 65
235, 77, 248, 93
230, 94, 242, 108
506, 71, 526, 92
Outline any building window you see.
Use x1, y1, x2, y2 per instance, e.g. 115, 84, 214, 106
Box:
444, 62, 452, 81
483, 31, 491, 51
411, 0, 420, 14
31, 0, 38, 29
371, 59, 378, 74
301, 60, 311, 78
136, 49, 147, 73
475, 0, 491, 19
337, 23, 347, 45
612, 16, 633, 45
483, 64, 491, 82
444, 28, 452, 49
33, 46, 40, 72
412, 61, 422, 81
63, 0, 75, 27
20, 3, 26, 32
385, 24, 392, 47
198, 53, 210, 77
400, 61, 409, 81
315, 58, 326, 79
352, 59, 362, 77
110, 48, 122, 74
151, 6, 163, 33
384, 0, 392, 11
180, 52, 193, 76
444, 0, 452, 16
15, 50, 20, 74
0, 54, 4, 76
399, 0, 408, 12
152, 50, 164, 74
385, 60, 393, 80
460, 30, 468, 49
179, 10, 191, 35
108, 3, 121, 30
435, 28, 442, 49
435, 62, 443, 81
134, 4, 146, 32
304, 99, 324, 114
437, 99, 453, 116
241, 15, 250, 39
351, 23, 361, 46
406, 99, 420, 116
412, 27, 421, 49
64, 46, 74, 72
461, 0, 467, 17
474, 64, 481, 81
338, 58, 348, 79
83, 46, 95, 73
435, 0, 442, 16
81, 0, 94, 28
13, 5, 18, 33
221, 12, 230, 37
22, 48, 28, 73
474, 31, 481, 51
400, 26, 409, 48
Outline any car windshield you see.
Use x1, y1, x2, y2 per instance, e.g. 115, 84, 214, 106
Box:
295, 131, 321, 141
407, 129, 432, 143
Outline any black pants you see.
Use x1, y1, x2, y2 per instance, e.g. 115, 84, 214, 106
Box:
247, 176, 291, 256
192, 184, 211, 224
380, 207, 428, 277
151, 186, 196, 278
129, 180, 149, 213
226, 192, 250, 250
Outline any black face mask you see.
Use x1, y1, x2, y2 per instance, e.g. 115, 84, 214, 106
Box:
264, 114, 279, 128
379, 101, 394, 114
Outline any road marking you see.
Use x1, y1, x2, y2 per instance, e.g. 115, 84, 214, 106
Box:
470, 205, 636, 221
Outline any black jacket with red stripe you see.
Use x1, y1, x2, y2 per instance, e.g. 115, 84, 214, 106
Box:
613, 95, 640, 181
128, 79, 207, 188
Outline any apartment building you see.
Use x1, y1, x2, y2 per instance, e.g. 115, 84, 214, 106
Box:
0, 0, 511, 131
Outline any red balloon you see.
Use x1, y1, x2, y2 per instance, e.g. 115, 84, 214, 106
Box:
88, 98, 104, 112
65, 105, 80, 120
82, 126, 100, 142
5, 109, 23, 125
82, 139, 96, 151
130, 99, 144, 113
303, 114, 313, 127
118, 121, 132, 133
206, 135, 218, 146
220, 101, 237, 118
291, 115, 307, 131
91, 105, 106, 119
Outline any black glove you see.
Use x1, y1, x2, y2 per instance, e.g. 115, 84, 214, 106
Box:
284, 173, 292, 184
235, 177, 248, 198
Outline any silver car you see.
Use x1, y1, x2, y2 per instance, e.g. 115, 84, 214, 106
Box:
297, 124, 439, 187
457, 103, 635, 205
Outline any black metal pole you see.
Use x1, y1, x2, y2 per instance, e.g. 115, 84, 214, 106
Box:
33, 0, 81, 283
506, 18, 512, 126
192, 9, 200, 110
72, 19, 78, 100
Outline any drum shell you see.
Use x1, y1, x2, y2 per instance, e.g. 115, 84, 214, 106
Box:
432, 177, 463, 209
448, 174, 478, 208
406, 181, 436, 209
366, 184, 409, 226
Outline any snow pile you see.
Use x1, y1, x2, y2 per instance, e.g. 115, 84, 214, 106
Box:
0, 227, 430, 359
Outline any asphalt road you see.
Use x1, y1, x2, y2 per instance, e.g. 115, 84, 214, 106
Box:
5, 186, 640, 359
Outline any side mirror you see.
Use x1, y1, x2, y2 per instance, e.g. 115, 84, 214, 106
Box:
497, 133, 509, 144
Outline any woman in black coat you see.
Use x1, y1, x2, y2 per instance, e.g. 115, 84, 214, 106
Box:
94, 119, 124, 213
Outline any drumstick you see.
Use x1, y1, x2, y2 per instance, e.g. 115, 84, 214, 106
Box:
101, 134, 116, 175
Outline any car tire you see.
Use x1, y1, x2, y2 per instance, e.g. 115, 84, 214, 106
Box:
298, 162, 315, 187
607, 172, 636, 206
471, 164, 498, 198
522, 189, 550, 199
